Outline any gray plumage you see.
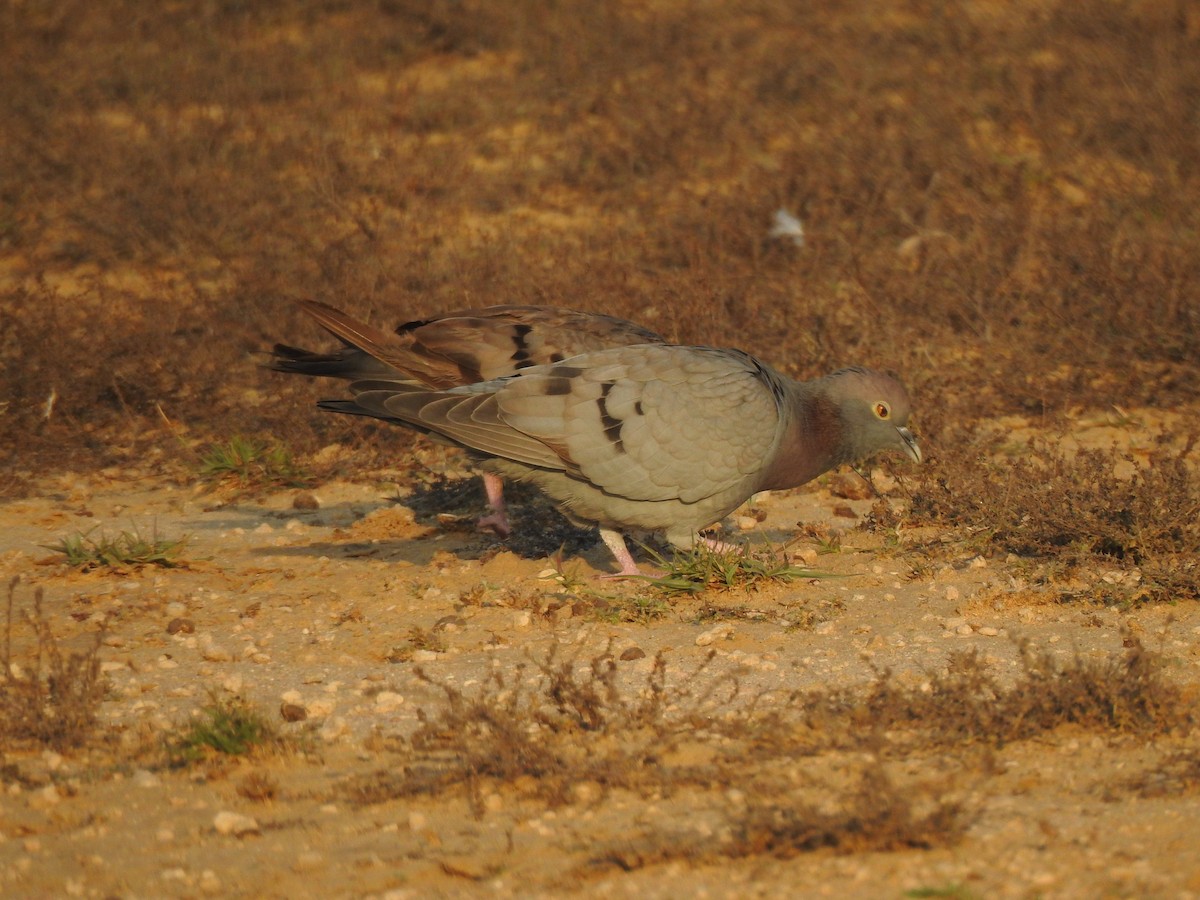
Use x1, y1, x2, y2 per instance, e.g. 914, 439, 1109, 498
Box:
277, 303, 922, 575
270, 300, 665, 537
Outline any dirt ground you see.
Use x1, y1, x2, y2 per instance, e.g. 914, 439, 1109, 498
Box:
2, 435, 1200, 898
3, 1, 1200, 897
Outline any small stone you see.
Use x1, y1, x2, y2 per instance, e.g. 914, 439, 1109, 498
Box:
306, 698, 335, 718
943, 617, 968, 630
292, 492, 320, 510
829, 472, 874, 500
319, 716, 349, 742
794, 546, 819, 566
167, 618, 195, 635
736, 516, 758, 531
571, 781, 603, 804
374, 691, 404, 712
199, 870, 221, 894
280, 703, 308, 722
977, 626, 1000, 637
482, 792, 504, 812
202, 645, 232, 663
294, 851, 326, 872
213, 811, 259, 836
133, 769, 161, 788
696, 623, 735, 646
619, 647, 646, 661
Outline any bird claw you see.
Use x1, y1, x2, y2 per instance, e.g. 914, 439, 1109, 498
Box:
475, 512, 511, 539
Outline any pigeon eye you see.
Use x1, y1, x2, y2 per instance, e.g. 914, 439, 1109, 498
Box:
874, 402, 890, 419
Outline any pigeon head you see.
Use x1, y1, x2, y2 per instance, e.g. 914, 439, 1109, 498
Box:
824, 368, 922, 465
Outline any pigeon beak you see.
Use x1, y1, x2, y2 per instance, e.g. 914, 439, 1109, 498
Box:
896, 426, 922, 463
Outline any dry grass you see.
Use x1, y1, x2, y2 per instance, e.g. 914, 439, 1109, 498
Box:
0, 578, 107, 751
343, 629, 1190, 865
912, 436, 1200, 601
1, 0, 1196, 488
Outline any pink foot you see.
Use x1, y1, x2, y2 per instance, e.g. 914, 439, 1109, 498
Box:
598, 528, 643, 578
698, 535, 740, 554
476, 473, 511, 538
475, 512, 511, 538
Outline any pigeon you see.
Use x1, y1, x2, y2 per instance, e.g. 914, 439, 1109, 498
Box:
271, 300, 665, 536
276, 303, 922, 575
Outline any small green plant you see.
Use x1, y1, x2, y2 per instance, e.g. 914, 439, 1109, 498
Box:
905, 884, 980, 900
1, 578, 107, 750
170, 694, 278, 762
590, 592, 671, 624
45, 527, 189, 570
642, 542, 827, 595
199, 435, 310, 488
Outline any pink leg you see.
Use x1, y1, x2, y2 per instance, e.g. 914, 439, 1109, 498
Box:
598, 528, 643, 578
475, 472, 511, 538
698, 535, 740, 554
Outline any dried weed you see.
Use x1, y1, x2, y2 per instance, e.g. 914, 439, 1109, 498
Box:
0, 578, 108, 751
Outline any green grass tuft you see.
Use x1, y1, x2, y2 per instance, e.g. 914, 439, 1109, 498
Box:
46, 528, 189, 570
199, 435, 311, 489
641, 542, 830, 595
170, 695, 278, 763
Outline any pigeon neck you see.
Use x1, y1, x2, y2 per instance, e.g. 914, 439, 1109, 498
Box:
757, 385, 847, 491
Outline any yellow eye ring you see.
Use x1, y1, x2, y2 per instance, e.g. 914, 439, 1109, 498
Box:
874, 402, 891, 420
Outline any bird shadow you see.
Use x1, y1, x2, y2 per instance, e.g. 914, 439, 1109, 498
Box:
232, 476, 602, 568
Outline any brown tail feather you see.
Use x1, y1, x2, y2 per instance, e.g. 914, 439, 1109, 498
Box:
295, 299, 453, 387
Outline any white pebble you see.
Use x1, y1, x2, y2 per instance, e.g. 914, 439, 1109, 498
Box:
306, 698, 336, 718
212, 811, 259, 836
374, 691, 405, 712
319, 716, 349, 742
202, 646, 232, 663
695, 623, 735, 646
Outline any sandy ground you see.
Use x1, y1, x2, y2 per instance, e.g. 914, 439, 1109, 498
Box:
2, 445, 1199, 899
